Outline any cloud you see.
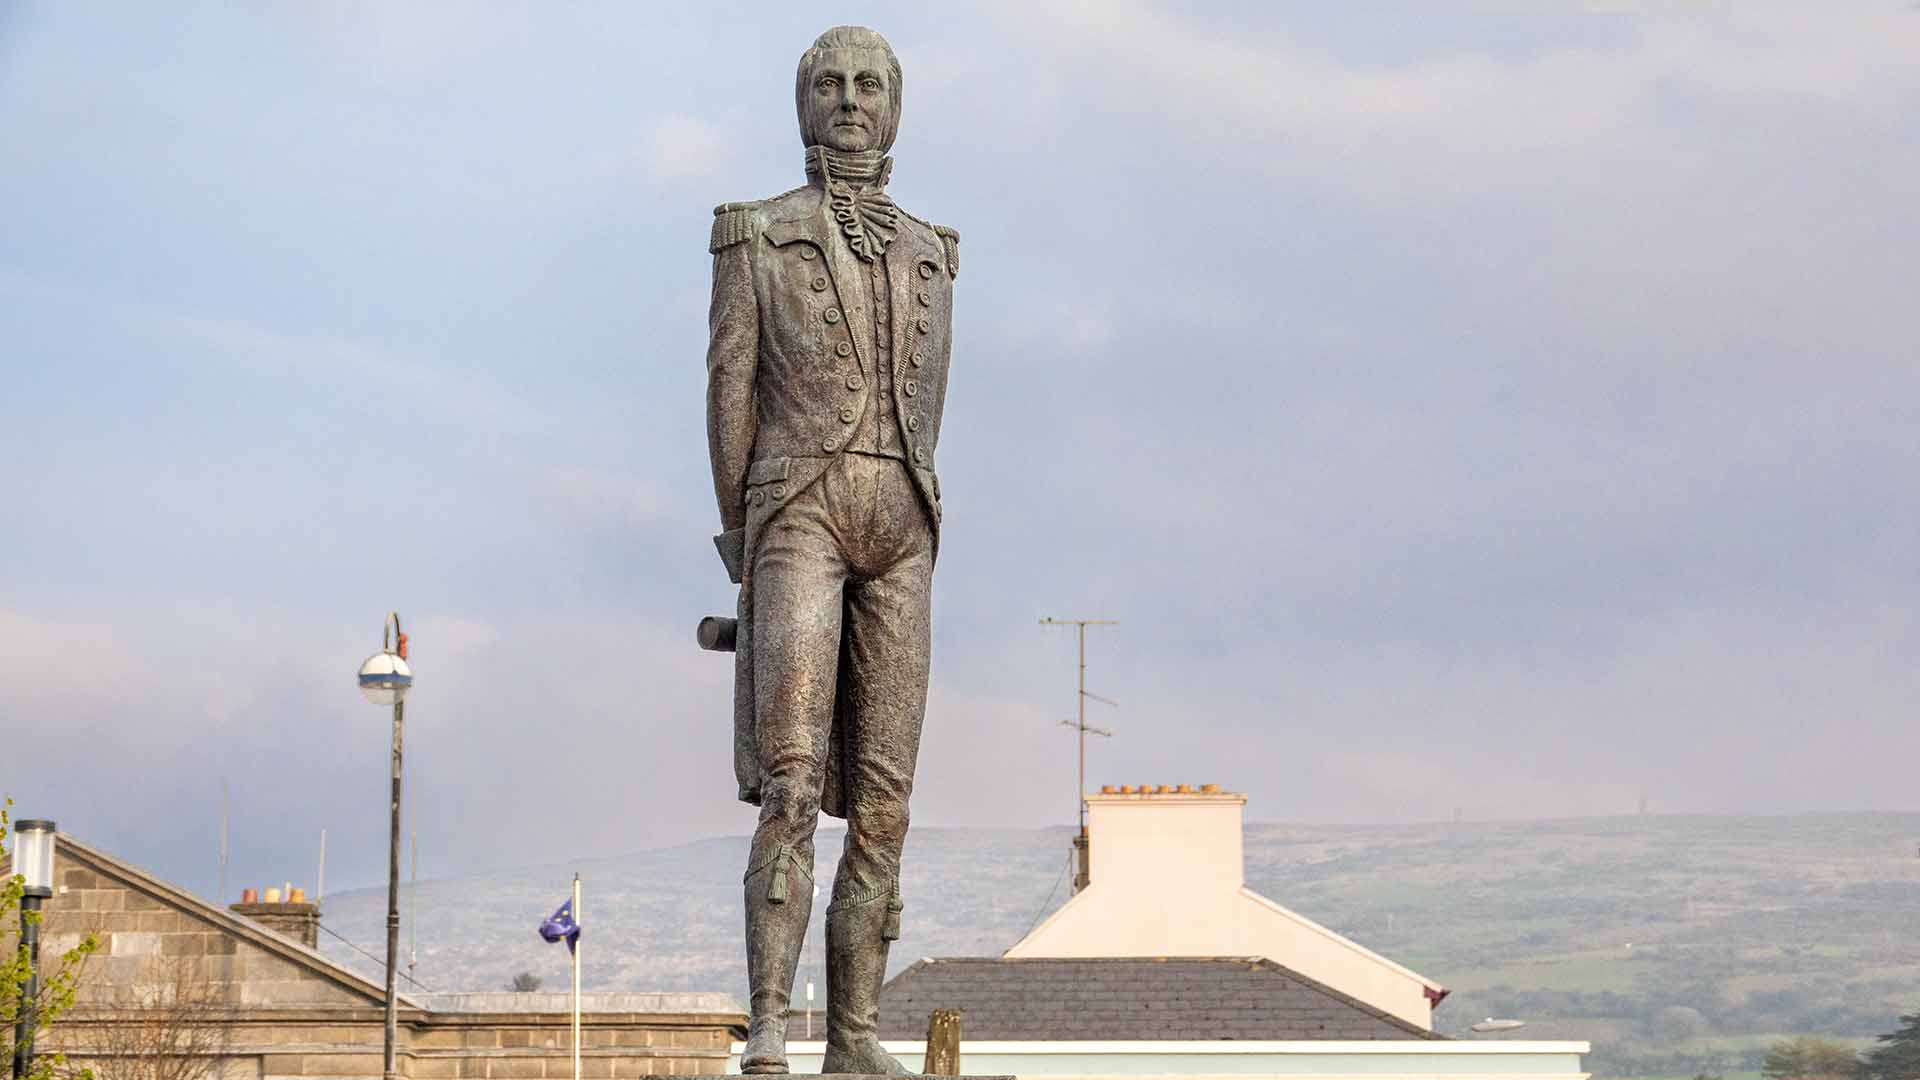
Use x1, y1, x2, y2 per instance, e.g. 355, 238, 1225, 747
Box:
637, 113, 738, 187
1, 3, 1917, 903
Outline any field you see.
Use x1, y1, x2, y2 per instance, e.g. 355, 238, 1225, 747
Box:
320, 812, 1920, 1077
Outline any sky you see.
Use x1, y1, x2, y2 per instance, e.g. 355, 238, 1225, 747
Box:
2, 2, 1917, 902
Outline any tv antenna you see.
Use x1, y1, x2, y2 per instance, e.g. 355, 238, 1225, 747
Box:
218, 780, 230, 902
1039, 618, 1118, 838
408, 832, 419, 983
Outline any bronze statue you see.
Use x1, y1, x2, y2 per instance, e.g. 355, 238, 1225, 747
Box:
701, 25, 958, 1075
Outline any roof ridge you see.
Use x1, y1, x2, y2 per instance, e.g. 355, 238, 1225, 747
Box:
56, 835, 426, 1010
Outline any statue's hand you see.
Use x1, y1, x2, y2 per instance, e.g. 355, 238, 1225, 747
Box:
714, 529, 746, 584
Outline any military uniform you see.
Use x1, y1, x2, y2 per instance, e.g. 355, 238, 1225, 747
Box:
707, 145, 957, 1074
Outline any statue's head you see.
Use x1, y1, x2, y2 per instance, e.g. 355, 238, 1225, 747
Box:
795, 26, 901, 154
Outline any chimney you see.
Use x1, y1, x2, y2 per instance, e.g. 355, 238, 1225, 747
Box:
231, 887, 322, 949
1080, 783, 1246, 892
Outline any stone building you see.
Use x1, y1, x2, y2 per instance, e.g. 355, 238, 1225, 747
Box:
8, 836, 743, 1078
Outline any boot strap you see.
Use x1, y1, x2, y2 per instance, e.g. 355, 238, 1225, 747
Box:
884, 880, 903, 941
744, 845, 814, 904
825, 879, 904, 940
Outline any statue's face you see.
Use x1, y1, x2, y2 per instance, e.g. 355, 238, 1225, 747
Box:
804, 48, 894, 153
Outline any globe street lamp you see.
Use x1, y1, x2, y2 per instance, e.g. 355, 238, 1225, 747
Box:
359, 614, 411, 1080
12, 819, 56, 1080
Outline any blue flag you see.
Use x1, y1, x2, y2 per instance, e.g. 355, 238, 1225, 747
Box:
539, 897, 580, 954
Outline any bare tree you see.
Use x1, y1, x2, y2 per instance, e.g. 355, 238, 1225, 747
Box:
508, 972, 543, 993
64, 958, 233, 1080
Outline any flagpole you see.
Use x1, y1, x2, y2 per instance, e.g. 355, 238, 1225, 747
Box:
571, 872, 581, 1080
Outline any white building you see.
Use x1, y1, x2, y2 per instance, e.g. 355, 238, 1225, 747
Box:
1009, 785, 1444, 1030
735, 785, 1589, 1078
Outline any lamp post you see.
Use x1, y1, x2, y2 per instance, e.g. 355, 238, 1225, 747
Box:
359, 615, 412, 1080
12, 819, 56, 1080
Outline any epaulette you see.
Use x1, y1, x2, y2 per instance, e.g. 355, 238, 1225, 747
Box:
710, 201, 759, 254
932, 224, 960, 279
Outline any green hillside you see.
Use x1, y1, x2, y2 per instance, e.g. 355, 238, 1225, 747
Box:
320, 812, 1920, 1077
1244, 814, 1920, 1075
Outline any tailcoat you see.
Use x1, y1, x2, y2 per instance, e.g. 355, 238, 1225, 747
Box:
706, 176, 959, 818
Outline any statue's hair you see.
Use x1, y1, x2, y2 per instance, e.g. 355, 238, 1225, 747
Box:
795, 25, 902, 152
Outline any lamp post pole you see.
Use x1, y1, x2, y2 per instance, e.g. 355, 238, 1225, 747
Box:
384, 694, 404, 1080
12, 894, 41, 1080
359, 615, 413, 1080
12, 820, 56, 1080
12, 891, 43, 1076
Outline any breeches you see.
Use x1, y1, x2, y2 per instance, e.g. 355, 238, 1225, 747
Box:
748, 452, 934, 904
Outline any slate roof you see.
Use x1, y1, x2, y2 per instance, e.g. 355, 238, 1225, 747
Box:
877, 956, 1446, 1041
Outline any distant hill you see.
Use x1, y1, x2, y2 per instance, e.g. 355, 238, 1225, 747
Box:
317, 813, 1920, 1077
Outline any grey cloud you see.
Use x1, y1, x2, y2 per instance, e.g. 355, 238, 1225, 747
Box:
0, 3, 1915, 900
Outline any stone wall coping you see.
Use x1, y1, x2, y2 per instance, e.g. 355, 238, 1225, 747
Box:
422, 992, 744, 1016
419, 1013, 746, 1029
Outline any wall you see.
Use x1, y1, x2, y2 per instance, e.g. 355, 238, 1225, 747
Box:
733, 1038, 1593, 1076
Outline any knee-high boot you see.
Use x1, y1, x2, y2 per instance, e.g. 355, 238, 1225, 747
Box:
820, 884, 908, 1075
742, 850, 813, 1075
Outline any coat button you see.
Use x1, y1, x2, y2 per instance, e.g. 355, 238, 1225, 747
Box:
800, 247, 818, 261
917, 290, 931, 306
913, 447, 927, 463
906, 415, 920, 432
824, 308, 841, 324
812, 276, 828, 292
918, 263, 933, 279
752, 489, 765, 506
846, 374, 863, 391
904, 380, 918, 397
822, 437, 838, 453
772, 483, 787, 500
836, 341, 852, 357
916, 317, 931, 334
840, 406, 857, 424
910, 351, 924, 368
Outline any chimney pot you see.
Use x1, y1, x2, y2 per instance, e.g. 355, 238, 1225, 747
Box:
1201, 783, 1221, 794
1178, 784, 1194, 794
1100, 785, 1117, 794
231, 891, 322, 949
241, 888, 259, 904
